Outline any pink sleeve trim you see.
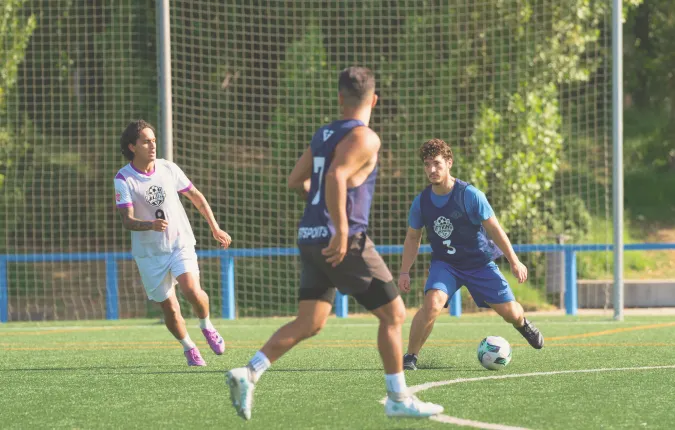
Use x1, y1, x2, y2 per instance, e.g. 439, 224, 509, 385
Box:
178, 182, 193, 193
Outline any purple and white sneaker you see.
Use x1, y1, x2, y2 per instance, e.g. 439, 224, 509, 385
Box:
184, 347, 206, 366
202, 329, 226, 355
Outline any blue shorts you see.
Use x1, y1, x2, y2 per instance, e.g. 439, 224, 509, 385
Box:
424, 260, 515, 308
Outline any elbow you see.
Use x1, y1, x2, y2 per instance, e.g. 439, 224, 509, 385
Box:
120, 218, 133, 231
287, 177, 301, 190
324, 171, 344, 187
287, 172, 307, 190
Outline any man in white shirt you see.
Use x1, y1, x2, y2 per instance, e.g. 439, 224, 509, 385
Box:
114, 119, 232, 366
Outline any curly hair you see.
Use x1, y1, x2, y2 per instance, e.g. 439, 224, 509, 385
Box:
120, 119, 155, 160
419, 138, 453, 163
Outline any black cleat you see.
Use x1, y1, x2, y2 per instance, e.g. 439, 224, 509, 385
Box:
516, 318, 544, 349
403, 353, 418, 370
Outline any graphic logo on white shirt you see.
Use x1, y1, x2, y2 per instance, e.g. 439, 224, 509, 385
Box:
145, 185, 166, 207
433, 216, 454, 239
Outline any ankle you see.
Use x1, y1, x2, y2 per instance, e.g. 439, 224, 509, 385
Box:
385, 372, 409, 400
199, 316, 215, 330
513, 317, 527, 329
387, 390, 409, 402
247, 350, 271, 383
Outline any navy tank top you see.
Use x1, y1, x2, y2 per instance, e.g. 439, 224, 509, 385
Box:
420, 179, 502, 269
297, 119, 376, 245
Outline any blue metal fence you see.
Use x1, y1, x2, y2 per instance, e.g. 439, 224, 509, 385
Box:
1, 242, 674, 323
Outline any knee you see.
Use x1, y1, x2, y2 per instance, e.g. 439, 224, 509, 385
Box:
162, 302, 182, 320
379, 300, 406, 327
177, 274, 205, 299
181, 284, 206, 301
424, 296, 446, 319
296, 318, 326, 339
500, 302, 524, 324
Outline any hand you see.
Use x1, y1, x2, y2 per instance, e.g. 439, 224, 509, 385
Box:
151, 219, 168, 232
321, 232, 348, 267
212, 228, 232, 249
398, 273, 411, 293
510, 260, 528, 283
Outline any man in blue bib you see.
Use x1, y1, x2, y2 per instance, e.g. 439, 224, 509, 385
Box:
225, 67, 443, 419
399, 139, 544, 370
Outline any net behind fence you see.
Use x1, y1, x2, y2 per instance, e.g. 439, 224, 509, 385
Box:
168, 1, 612, 317
1, 0, 612, 321
2, 0, 156, 320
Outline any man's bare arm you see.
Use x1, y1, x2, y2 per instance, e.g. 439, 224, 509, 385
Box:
183, 186, 219, 232
182, 186, 232, 248
321, 128, 380, 266
288, 147, 313, 198
117, 206, 164, 231
324, 128, 380, 236
482, 215, 527, 283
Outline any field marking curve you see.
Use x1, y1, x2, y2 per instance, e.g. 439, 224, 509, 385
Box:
380, 365, 675, 429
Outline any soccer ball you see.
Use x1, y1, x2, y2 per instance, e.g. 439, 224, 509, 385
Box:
477, 336, 512, 370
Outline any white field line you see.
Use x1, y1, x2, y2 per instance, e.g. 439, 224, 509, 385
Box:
381, 365, 675, 429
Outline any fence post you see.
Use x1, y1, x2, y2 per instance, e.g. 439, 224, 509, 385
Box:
156, 0, 173, 161
564, 250, 578, 316
0, 257, 7, 323
221, 256, 235, 320
335, 292, 348, 318
449, 290, 462, 317
105, 258, 119, 320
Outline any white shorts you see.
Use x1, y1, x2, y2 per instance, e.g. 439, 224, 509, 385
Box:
134, 246, 200, 302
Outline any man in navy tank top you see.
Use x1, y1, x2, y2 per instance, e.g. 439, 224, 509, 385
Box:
398, 139, 544, 371
226, 67, 443, 420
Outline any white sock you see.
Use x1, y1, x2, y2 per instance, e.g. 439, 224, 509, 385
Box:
385, 372, 409, 401
247, 351, 271, 383
199, 316, 215, 330
179, 335, 196, 351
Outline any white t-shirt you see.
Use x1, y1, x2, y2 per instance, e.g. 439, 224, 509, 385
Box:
114, 159, 196, 257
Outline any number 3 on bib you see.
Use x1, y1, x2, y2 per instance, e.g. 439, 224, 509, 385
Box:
443, 239, 457, 255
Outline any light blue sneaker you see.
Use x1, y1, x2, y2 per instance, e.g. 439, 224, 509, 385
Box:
226, 367, 255, 420
385, 395, 444, 418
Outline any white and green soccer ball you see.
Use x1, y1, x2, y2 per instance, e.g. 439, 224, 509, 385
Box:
477, 336, 512, 370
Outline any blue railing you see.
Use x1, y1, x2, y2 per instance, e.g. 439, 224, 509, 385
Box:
1, 242, 674, 323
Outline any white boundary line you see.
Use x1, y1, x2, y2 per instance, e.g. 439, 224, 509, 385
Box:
384, 365, 675, 429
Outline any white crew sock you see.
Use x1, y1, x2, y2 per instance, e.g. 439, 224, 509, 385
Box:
199, 316, 215, 330
247, 350, 271, 383
386, 372, 409, 401
179, 335, 196, 351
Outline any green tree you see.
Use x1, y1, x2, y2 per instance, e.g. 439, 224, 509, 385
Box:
0, 0, 36, 251
380, 0, 608, 244
0, 0, 36, 112
625, 0, 675, 170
